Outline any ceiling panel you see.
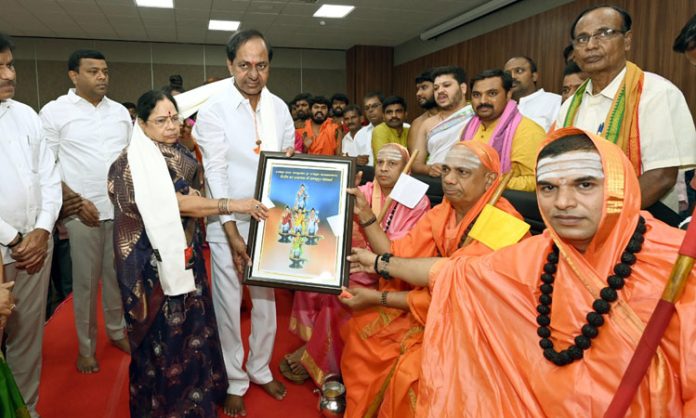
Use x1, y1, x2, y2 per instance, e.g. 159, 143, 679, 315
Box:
176, 0, 213, 8
275, 3, 316, 17
96, 0, 135, 4
174, 8, 211, 20
57, 0, 104, 14
21, 0, 65, 13
98, 4, 140, 17
211, 0, 250, 12
5, 0, 526, 50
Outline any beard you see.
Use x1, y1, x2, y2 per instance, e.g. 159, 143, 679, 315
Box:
332, 107, 344, 117
420, 96, 437, 110
439, 89, 463, 110
311, 113, 327, 124
296, 110, 309, 121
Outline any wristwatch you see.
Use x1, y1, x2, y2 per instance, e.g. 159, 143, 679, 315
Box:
7, 232, 23, 248
378, 252, 392, 280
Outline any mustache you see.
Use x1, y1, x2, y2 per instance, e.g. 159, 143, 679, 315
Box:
0, 80, 16, 88
476, 104, 493, 111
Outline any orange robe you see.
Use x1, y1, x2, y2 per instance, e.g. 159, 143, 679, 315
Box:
418, 128, 696, 417
341, 141, 526, 418
297, 119, 340, 155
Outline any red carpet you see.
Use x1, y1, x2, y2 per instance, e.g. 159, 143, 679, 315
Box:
37, 286, 320, 417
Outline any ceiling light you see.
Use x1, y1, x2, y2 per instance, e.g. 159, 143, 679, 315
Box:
313, 4, 354, 18
209, 20, 241, 31
134, 0, 173, 8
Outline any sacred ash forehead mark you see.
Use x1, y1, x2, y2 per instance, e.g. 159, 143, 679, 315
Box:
377, 146, 404, 162
445, 145, 481, 170
536, 151, 604, 182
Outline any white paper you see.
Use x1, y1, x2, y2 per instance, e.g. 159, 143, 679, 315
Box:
326, 214, 343, 237
390, 174, 429, 209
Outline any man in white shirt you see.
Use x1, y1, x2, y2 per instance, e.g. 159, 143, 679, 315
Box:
351, 92, 384, 168
504, 56, 561, 132
341, 104, 371, 165
0, 33, 61, 418
556, 5, 696, 223
40, 49, 131, 374
193, 29, 295, 417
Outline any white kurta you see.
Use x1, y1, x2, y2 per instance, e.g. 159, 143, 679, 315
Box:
193, 80, 295, 242
193, 79, 294, 396
517, 88, 561, 132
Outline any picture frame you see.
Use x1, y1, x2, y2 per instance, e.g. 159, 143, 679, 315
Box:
244, 152, 355, 294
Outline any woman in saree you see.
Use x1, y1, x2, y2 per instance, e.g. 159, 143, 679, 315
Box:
108, 89, 268, 417
0, 253, 28, 418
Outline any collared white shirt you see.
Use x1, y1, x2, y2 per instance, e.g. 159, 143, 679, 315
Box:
40, 89, 131, 220
342, 128, 373, 165
517, 88, 561, 132
193, 80, 295, 243
557, 67, 696, 211
352, 124, 376, 166
0, 99, 61, 264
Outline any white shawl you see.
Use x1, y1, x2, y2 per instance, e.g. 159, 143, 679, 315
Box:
127, 78, 277, 296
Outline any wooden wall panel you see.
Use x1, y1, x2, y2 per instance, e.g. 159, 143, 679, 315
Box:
394, 0, 696, 120
346, 45, 393, 104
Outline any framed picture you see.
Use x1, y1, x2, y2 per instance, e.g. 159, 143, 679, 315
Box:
244, 152, 355, 294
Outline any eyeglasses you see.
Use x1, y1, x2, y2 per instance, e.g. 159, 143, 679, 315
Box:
148, 115, 181, 127
365, 103, 382, 111
573, 28, 626, 46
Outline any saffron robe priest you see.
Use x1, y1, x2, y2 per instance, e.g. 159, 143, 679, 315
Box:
340, 141, 526, 418
417, 128, 696, 417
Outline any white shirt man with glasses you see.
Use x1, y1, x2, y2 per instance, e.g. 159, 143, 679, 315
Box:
556, 5, 696, 223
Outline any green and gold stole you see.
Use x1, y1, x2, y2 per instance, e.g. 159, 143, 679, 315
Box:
563, 61, 645, 175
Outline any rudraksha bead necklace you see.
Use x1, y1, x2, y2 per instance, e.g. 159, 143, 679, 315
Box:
536, 216, 646, 366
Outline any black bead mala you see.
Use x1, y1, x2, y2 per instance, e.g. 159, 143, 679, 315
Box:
383, 204, 398, 233
536, 216, 646, 367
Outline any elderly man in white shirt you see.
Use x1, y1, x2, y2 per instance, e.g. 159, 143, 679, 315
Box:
556, 6, 696, 223
0, 33, 61, 418
351, 92, 384, 167
40, 49, 131, 374
193, 29, 295, 417
340, 104, 372, 166
504, 56, 561, 132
